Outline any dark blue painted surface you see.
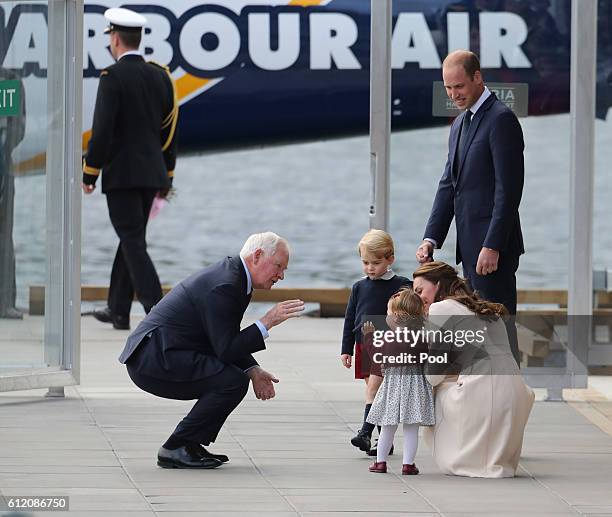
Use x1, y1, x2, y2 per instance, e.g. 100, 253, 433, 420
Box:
124, 1, 612, 149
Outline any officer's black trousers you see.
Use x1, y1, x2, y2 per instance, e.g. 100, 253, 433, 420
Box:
127, 362, 250, 445
106, 188, 162, 316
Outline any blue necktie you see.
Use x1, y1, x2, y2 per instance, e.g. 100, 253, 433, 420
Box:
458, 110, 472, 164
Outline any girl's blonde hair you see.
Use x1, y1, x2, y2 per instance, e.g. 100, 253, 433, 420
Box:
388, 288, 425, 331
389, 288, 425, 318
358, 229, 394, 259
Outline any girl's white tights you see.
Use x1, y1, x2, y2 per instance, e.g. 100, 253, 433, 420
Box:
376, 423, 419, 464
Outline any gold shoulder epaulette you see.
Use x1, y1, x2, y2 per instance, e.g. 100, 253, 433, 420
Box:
148, 60, 170, 73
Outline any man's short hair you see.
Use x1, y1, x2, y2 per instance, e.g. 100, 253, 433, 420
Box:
462, 52, 481, 79
116, 30, 142, 50
444, 50, 481, 79
240, 232, 289, 259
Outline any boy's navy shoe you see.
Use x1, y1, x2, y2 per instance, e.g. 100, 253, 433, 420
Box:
350, 431, 371, 452
367, 440, 394, 456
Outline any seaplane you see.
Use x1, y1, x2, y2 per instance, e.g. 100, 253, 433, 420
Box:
1, 0, 610, 175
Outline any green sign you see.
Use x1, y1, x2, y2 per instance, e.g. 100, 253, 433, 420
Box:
0, 80, 21, 117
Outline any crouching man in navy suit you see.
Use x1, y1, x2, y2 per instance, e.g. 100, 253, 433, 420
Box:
416, 50, 525, 365
118, 232, 304, 469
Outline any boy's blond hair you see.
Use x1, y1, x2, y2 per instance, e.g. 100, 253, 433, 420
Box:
358, 229, 394, 259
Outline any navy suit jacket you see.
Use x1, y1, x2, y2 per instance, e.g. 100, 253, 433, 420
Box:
424, 92, 525, 267
118, 256, 265, 381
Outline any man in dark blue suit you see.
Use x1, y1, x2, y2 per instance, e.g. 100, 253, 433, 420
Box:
416, 50, 524, 365
119, 232, 304, 469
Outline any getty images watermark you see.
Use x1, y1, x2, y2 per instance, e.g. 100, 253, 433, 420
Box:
360, 314, 534, 376
369, 324, 487, 366
359, 313, 594, 377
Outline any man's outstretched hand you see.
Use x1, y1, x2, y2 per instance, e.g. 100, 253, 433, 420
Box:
260, 299, 304, 330
247, 366, 279, 400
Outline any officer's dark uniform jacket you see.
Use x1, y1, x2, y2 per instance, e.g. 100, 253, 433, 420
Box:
82, 54, 177, 192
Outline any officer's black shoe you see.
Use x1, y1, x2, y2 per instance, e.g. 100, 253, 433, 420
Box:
92, 307, 113, 323
92, 307, 130, 330
350, 430, 371, 452
198, 445, 229, 463
111, 314, 130, 330
157, 445, 223, 469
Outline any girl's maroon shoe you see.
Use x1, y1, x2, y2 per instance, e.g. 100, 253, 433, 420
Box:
369, 461, 387, 473
402, 463, 419, 475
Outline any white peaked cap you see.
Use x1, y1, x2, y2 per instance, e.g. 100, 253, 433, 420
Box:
104, 7, 147, 33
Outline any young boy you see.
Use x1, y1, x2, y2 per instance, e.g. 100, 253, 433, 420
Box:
340, 229, 412, 454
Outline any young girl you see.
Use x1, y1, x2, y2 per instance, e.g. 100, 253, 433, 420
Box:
340, 230, 411, 455
365, 289, 435, 474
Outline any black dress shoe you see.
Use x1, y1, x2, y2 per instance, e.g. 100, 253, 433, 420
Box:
92, 307, 130, 330
157, 445, 223, 469
92, 307, 113, 323
198, 445, 229, 463
111, 314, 130, 330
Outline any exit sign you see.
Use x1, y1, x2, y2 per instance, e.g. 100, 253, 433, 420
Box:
0, 80, 21, 117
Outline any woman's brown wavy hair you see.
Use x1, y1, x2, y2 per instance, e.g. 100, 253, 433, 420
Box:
413, 261, 507, 319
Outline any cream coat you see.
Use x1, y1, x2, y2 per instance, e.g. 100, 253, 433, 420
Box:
423, 299, 534, 478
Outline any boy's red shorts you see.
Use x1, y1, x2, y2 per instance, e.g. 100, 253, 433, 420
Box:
354, 342, 382, 379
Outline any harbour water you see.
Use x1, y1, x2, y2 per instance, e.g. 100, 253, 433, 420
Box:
12, 113, 612, 309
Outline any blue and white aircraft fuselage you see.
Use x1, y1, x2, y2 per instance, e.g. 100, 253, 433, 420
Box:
1, 0, 610, 171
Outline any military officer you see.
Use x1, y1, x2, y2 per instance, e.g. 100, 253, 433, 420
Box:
82, 8, 178, 330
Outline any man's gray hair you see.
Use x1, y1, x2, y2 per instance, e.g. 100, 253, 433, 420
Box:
240, 232, 289, 259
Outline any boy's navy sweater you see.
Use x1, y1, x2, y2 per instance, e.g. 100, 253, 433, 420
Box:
341, 274, 412, 355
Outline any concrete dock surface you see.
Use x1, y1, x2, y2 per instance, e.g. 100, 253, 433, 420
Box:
1, 314, 612, 517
